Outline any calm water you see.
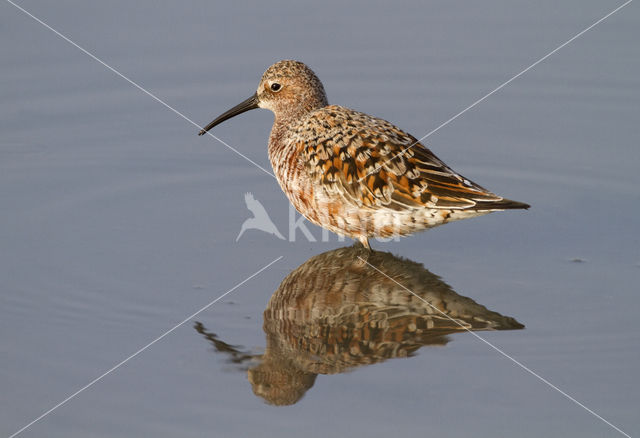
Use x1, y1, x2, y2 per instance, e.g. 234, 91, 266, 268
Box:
1, 1, 639, 437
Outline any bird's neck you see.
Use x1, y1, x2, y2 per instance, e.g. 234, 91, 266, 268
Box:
268, 106, 316, 155
267, 113, 312, 186
268, 117, 296, 178
274, 95, 327, 125
268, 98, 328, 179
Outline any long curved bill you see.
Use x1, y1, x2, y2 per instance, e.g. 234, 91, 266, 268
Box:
198, 93, 259, 136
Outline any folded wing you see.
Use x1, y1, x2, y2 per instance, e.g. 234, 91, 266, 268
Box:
292, 105, 529, 212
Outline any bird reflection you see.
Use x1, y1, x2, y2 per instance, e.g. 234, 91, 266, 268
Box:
195, 246, 523, 406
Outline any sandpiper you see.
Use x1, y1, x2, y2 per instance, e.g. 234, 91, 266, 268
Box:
199, 60, 529, 248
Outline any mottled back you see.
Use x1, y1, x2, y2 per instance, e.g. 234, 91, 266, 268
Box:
290, 105, 520, 211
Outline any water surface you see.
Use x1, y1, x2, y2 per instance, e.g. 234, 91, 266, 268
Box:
1, 1, 639, 437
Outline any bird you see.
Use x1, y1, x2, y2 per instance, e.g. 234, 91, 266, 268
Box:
195, 246, 523, 405
199, 60, 529, 248
236, 192, 285, 241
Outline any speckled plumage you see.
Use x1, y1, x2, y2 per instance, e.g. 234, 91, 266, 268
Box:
200, 60, 529, 247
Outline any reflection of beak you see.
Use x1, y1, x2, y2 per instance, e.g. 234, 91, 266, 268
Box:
198, 93, 260, 136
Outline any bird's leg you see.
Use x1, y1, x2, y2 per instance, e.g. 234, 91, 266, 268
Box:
357, 236, 371, 251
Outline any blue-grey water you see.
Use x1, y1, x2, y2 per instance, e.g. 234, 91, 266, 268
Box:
1, 1, 639, 437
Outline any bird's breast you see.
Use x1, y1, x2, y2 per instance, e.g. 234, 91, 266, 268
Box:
268, 129, 320, 220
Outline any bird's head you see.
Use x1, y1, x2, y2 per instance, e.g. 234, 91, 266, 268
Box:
198, 60, 328, 136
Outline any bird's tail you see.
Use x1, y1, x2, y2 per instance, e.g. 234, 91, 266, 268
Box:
476, 197, 530, 211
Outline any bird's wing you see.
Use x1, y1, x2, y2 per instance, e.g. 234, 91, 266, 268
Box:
291, 106, 522, 211
244, 192, 265, 215
244, 192, 256, 205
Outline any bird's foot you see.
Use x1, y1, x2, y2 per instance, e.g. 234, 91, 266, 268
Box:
352, 237, 372, 251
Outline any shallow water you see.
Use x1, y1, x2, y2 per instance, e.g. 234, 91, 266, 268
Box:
1, 1, 639, 437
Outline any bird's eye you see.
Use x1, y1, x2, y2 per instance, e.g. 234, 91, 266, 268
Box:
270, 83, 282, 92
